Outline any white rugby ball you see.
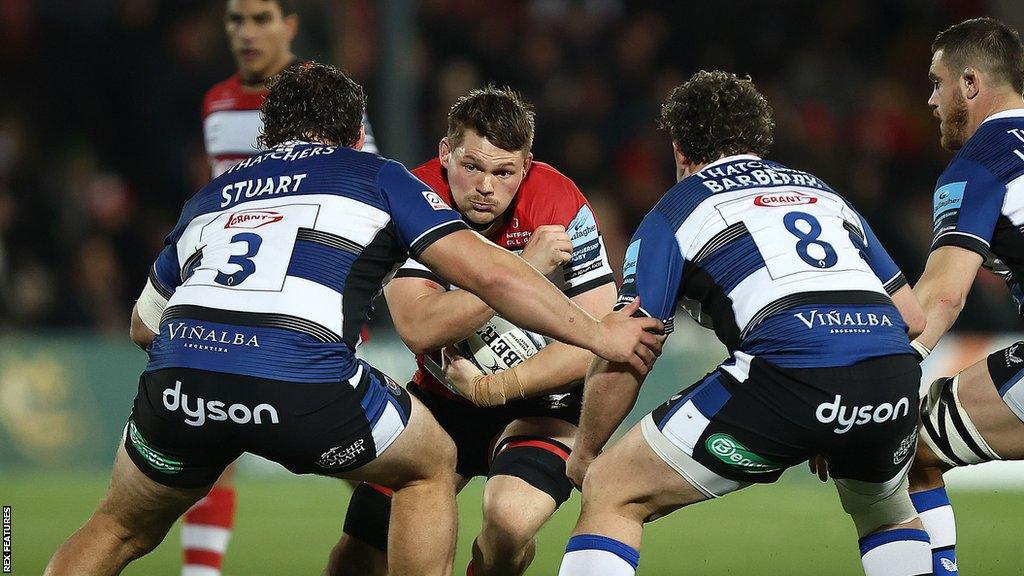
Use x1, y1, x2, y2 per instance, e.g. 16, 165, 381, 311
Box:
455, 316, 546, 374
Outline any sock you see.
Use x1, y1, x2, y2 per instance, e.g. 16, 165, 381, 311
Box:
911, 487, 959, 575
559, 534, 639, 576
858, 528, 931, 576
182, 486, 236, 576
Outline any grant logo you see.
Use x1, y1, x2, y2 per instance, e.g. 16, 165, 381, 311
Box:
753, 193, 817, 207
162, 380, 279, 427
225, 210, 283, 229
815, 394, 911, 434
705, 433, 781, 473
793, 310, 894, 330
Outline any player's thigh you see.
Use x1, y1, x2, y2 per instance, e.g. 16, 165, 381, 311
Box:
101, 444, 211, 534
954, 345, 1024, 459
334, 392, 456, 487
581, 423, 712, 522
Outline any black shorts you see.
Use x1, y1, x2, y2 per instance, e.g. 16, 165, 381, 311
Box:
407, 382, 581, 478
643, 354, 920, 494
124, 364, 412, 488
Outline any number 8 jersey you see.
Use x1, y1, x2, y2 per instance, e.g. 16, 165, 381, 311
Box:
142, 142, 468, 383
619, 154, 913, 369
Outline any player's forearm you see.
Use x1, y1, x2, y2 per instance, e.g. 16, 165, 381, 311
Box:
510, 342, 592, 398
913, 281, 965, 349
394, 289, 495, 354
456, 248, 601, 350
575, 358, 644, 458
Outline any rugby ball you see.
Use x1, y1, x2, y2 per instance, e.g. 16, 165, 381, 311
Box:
455, 316, 546, 374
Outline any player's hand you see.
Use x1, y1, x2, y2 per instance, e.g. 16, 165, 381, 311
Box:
441, 347, 484, 401
808, 454, 829, 482
566, 450, 597, 490
592, 299, 666, 375
521, 225, 573, 275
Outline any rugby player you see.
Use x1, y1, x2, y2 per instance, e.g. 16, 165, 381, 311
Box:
43, 64, 663, 576
556, 71, 932, 576
191, 2, 377, 573
331, 86, 617, 576
906, 17, 1024, 576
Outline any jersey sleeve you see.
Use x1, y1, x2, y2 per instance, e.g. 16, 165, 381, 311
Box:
391, 257, 450, 290
847, 210, 907, 295
558, 197, 615, 298
615, 211, 685, 334
378, 160, 469, 257
931, 158, 1005, 258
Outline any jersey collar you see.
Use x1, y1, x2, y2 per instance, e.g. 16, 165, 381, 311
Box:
697, 153, 762, 174
981, 108, 1024, 124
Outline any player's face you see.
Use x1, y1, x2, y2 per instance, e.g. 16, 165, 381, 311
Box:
928, 50, 971, 151
440, 130, 531, 230
225, 0, 297, 83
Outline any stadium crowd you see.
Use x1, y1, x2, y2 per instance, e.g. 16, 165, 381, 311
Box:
1, 0, 1022, 332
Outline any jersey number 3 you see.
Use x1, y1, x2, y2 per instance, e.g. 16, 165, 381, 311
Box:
214, 232, 262, 286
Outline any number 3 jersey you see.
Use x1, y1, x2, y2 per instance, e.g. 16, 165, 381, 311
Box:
931, 109, 1024, 313
144, 142, 468, 383
620, 154, 913, 369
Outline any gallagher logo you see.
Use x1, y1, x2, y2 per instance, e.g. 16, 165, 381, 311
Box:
753, 193, 818, 207
225, 210, 283, 229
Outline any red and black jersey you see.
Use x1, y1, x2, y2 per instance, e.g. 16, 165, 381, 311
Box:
394, 157, 615, 401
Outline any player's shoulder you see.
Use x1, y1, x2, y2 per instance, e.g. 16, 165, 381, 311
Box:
514, 161, 587, 225
952, 114, 1024, 183
410, 158, 452, 202
202, 73, 266, 117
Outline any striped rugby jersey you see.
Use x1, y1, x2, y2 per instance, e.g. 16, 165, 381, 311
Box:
144, 142, 467, 383
932, 109, 1024, 310
202, 71, 378, 178
618, 154, 913, 370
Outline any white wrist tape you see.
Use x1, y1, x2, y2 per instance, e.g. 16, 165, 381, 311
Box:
909, 340, 932, 360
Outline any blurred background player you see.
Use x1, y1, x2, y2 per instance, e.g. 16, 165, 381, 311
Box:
331, 86, 618, 576
909, 17, 1024, 576
557, 71, 931, 576
44, 63, 662, 576
187, 2, 378, 575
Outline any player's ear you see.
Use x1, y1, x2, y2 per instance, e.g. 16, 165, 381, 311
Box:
522, 152, 533, 176
284, 13, 299, 41
962, 67, 980, 99
439, 137, 452, 168
353, 125, 366, 151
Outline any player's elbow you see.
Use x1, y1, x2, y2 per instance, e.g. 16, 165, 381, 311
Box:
397, 329, 436, 356
130, 319, 156, 349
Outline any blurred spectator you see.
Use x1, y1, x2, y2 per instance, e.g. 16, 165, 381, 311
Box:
1, 0, 1021, 332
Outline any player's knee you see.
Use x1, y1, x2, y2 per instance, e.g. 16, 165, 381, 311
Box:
480, 494, 536, 556
836, 477, 919, 537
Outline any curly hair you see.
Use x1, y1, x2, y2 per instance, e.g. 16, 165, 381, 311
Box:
658, 70, 774, 165
258, 62, 366, 149
447, 85, 535, 152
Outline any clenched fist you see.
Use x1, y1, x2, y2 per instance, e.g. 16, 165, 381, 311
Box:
521, 224, 573, 275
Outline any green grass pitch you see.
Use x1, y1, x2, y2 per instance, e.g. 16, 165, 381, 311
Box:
3, 470, 1022, 575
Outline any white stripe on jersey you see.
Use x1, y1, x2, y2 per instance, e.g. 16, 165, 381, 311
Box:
1003, 172, 1024, 226
170, 276, 344, 336
204, 110, 263, 157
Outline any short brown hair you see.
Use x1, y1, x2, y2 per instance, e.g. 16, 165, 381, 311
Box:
447, 86, 535, 152
933, 18, 1024, 94
259, 62, 365, 148
658, 70, 774, 165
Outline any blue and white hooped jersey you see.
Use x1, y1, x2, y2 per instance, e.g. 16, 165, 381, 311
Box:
932, 109, 1024, 297
145, 142, 468, 383
618, 154, 912, 369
